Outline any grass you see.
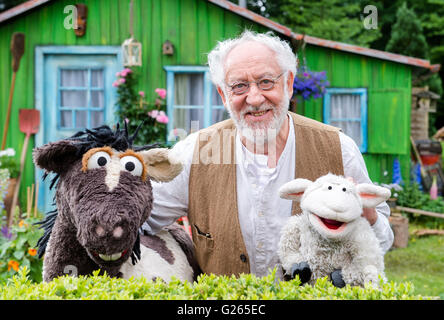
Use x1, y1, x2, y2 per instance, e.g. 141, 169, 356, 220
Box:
385, 227, 444, 299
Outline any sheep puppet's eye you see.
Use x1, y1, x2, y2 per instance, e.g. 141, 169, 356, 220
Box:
120, 155, 143, 177
328, 186, 332, 190
87, 151, 111, 169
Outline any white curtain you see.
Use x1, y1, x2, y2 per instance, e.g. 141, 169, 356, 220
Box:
330, 94, 362, 147
174, 73, 229, 133
59, 69, 104, 128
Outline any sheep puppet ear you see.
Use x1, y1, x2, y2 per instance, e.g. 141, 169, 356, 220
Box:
278, 178, 313, 202
356, 184, 391, 208
140, 148, 183, 183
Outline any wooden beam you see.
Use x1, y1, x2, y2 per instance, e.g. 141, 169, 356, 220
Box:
395, 206, 444, 219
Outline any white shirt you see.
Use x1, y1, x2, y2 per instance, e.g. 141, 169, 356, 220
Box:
142, 114, 394, 277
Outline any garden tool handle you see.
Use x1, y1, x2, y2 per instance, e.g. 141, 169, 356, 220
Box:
7, 132, 30, 227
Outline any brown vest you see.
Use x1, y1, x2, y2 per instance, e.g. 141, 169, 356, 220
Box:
188, 112, 344, 276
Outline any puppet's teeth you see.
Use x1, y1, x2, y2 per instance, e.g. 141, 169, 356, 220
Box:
99, 252, 122, 261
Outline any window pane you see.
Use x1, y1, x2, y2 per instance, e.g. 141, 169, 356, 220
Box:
76, 110, 88, 128
212, 109, 229, 124
91, 90, 104, 108
61, 90, 87, 108
212, 85, 224, 106
331, 94, 361, 119
91, 111, 104, 127
331, 120, 362, 147
61, 69, 87, 87
91, 69, 104, 88
173, 108, 204, 133
60, 111, 72, 128
174, 73, 204, 105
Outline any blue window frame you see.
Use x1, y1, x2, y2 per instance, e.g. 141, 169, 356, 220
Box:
323, 88, 368, 153
57, 67, 106, 130
164, 66, 227, 141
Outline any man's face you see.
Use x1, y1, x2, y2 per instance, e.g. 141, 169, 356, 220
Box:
217, 41, 294, 142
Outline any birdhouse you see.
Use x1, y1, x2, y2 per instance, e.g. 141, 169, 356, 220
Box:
411, 86, 441, 140
162, 40, 174, 56
122, 37, 142, 67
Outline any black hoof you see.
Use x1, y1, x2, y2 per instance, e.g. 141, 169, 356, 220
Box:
289, 262, 312, 284
330, 269, 346, 288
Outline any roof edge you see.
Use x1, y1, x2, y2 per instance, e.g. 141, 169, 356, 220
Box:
0, 0, 51, 24
207, 0, 439, 71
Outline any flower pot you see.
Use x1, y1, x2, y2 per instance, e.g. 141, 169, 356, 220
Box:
3, 177, 17, 216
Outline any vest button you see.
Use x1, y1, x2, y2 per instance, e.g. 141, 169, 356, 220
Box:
240, 254, 247, 263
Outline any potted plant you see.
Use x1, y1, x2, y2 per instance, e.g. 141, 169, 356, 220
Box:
0, 148, 20, 217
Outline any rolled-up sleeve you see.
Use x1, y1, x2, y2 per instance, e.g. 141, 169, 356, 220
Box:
339, 132, 394, 254
141, 133, 198, 235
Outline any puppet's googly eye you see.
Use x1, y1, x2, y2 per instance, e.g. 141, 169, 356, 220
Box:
120, 156, 143, 177
87, 151, 111, 169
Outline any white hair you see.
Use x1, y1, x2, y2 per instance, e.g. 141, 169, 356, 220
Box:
207, 30, 298, 88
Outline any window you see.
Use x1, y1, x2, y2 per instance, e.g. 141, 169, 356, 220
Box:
323, 88, 368, 153
164, 66, 229, 140
57, 68, 105, 130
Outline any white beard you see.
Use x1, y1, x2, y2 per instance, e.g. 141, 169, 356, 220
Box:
225, 88, 290, 145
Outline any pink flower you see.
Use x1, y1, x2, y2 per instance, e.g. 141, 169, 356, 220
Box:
156, 111, 169, 124
120, 68, 133, 77
155, 88, 167, 99
156, 114, 169, 124
119, 78, 126, 84
112, 81, 120, 87
125, 118, 130, 124
138, 91, 145, 97
116, 71, 122, 77
148, 110, 159, 119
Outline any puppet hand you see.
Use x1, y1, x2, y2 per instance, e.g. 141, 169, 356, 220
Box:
289, 262, 312, 284
330, 269, 346, 288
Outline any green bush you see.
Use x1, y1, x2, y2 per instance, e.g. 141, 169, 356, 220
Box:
395, 183, 444, 229
0, 267, 434, 300
0, 151, 19, 179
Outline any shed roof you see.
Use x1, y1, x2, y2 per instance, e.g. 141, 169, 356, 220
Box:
0, 0, 440, 72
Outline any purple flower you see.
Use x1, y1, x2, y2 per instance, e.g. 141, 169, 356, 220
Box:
1, 225, 12, 240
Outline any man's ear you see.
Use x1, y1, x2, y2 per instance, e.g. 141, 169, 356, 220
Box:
33, 140, 79, 174
216, 86, 227, 106
140, 148, 183, 182
279, 178, 313, 202
286, 70, 294, 99
356, 184, 391, 208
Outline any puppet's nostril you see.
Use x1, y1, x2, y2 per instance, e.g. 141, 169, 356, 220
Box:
96, 225, 105, 237
113, 226, 124, 238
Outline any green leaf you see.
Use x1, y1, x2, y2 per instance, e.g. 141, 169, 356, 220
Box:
13, 250, 24, 260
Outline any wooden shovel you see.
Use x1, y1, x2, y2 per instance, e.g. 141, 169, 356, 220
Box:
7, 109, 40, 227
1, 32, 25, 150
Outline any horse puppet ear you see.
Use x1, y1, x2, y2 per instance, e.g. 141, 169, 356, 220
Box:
140, 148, 183, 183
356, 183, 391, 208
278, 178, 313, 202
33, 140, 79, 174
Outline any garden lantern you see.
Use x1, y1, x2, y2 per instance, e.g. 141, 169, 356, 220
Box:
122, 37, 142, 66
122, 0, 142, 67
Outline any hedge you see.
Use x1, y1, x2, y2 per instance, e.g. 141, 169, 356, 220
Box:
0, 267, 435, 300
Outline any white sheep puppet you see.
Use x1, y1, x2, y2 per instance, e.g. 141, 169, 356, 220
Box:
277, 173, 391, 287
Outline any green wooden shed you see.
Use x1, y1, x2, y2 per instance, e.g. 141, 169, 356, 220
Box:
0, 0, 439, 214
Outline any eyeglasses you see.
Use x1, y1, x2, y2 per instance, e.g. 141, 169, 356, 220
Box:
227, 72, 284, 95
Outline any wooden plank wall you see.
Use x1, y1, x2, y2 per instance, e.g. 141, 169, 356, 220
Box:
0, 0, 267, 209
301, 46, 412, 183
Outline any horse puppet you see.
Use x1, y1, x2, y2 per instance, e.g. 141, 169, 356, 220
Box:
33, 124, 199, 282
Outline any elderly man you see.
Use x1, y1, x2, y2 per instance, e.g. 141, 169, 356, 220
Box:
142, 31, 393, 278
